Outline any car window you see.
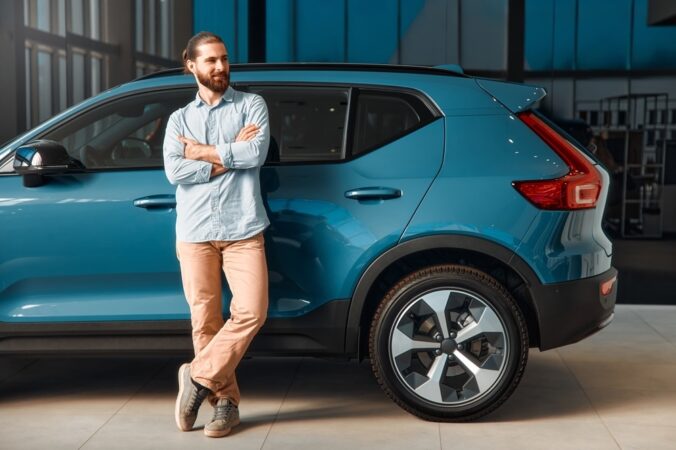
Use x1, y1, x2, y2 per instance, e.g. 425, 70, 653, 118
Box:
42, 89, 194, 169
246, 86, 349, 163
352, 90, 436, 156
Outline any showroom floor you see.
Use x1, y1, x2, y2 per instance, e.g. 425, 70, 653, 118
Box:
1, 304, 675, 450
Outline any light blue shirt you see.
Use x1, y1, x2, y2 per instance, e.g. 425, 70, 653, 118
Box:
163, 86, 270, 242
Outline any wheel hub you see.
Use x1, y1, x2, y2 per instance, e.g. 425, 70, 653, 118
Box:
440, 338, 457, 354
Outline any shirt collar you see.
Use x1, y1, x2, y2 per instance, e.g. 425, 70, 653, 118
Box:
193, 86, 236, 108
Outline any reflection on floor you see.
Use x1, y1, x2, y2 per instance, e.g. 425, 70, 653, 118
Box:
1, 305, 676, 450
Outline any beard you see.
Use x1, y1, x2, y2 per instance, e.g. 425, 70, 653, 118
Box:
196, 69, 229, 94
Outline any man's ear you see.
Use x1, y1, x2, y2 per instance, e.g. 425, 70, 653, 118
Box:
186, 60, 196, 74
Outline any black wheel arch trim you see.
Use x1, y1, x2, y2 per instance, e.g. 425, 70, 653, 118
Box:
345, 234, 543, 354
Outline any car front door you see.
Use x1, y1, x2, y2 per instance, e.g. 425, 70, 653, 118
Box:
0, 89, 195, 324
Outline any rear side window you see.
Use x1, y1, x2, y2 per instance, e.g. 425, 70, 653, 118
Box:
247, 86, 349, 163
351, 90, 437, 156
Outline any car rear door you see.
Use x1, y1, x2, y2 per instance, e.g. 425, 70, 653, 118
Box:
249, 84, 444, 319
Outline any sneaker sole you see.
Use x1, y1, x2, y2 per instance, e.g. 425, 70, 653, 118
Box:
175, 363, 191, 432
204, 418, 240, 438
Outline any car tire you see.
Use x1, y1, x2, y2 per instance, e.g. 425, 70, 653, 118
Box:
369, 264, 528, 421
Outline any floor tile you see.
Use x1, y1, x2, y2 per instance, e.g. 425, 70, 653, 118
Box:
0, 412, 110, 450
585, 388, 676, 427
1, 305, 676, 449
605, 422, 676, 450
519, 349, 579, 390
80, 413, 267, 450
439, 421, 619, 450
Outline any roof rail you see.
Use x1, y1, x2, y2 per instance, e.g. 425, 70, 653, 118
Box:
132, 63, 468, 81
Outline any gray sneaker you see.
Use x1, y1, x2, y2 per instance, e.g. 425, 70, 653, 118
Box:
175, 363, 210, 431
204, 398, 240, 438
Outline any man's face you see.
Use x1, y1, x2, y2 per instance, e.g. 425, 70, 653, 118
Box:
188, 42, 230, 94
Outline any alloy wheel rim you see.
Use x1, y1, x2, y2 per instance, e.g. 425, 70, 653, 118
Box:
389, 288, 509, 406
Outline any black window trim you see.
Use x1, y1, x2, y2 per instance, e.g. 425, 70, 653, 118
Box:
347, 87, 440, 159
1, 81, 444, 174
239, 81, 443, 166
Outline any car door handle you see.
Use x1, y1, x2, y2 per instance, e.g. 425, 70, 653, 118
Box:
133, 194, 176, 209
344, 187, 402, 200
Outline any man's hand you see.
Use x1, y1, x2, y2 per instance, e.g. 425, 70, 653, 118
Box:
236, 124, 260, 142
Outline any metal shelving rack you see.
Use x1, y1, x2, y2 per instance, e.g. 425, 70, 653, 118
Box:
597, 93, 668, 238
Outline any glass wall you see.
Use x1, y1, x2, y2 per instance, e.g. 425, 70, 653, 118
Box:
134, 0, 178, 75
21, 0, 184, 127
264, 0, 506, 68
525, 0, 676, 71
22, 0, 107, 128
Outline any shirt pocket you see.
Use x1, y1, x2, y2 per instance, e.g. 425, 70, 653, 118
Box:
219, 112, 245, 143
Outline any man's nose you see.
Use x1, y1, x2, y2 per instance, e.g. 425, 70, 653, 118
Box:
215, 60, 225, 71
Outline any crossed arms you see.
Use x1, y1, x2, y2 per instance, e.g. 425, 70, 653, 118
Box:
163, 95, 270, 185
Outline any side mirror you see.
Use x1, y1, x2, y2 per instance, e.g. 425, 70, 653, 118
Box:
14, 140, 84, 187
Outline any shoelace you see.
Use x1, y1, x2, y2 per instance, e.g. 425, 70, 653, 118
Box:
213, 401, 236, 421
187, 387, 209, 414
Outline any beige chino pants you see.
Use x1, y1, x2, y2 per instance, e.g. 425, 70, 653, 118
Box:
176, 232, 268, 406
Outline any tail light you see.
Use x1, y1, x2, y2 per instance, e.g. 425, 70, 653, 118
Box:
513, 112, 601, 210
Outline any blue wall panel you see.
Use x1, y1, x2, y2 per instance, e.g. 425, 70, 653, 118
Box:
347, 0, 398, 63
296, 0, 346, 62
632, 0, 676, 69
552, 0, 576, 70
266, 0, 295, 62
525, 0, 553, 70
576, 0, 631, 70
193, 0, 247, 62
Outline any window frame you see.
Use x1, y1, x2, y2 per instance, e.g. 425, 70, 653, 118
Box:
0, 86, 196, 175
239, 82, 442, 166
1, 81, 443, 174
348, 87, 440, 158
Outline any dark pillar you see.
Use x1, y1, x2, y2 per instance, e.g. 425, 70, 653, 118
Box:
248, 0, 266, 62
106, 0, 134, 85
0, 0, 20, 141
507, 0, 525, 82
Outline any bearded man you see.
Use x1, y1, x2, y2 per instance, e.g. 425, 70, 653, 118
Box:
163, 31, 270, 438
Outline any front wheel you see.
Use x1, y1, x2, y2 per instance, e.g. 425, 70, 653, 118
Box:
369, 265, 528, 421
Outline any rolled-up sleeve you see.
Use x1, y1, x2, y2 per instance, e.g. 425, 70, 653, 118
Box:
163, 111, 212, 185
215, 94, 270, 169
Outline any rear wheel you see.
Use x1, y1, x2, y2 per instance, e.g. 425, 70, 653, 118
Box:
369, 264, 528, 421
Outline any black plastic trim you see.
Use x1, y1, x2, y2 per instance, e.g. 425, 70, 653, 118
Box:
532, 267, 617, 350
345, 235, 542, 354
348, 88, 439, 158
345, 234, 617, 354
0, 299, 350, 357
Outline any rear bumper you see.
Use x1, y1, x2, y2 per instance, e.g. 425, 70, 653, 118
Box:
532, 267, 618, 350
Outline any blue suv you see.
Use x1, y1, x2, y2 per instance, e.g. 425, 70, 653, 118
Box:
0, 64, 617, 421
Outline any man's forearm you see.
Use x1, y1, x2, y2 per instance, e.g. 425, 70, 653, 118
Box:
210, 163, 228, 178
190, 144, 222, 165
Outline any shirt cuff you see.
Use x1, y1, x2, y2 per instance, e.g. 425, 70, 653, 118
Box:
215, 143, 234, 169
197, 162, 212, 182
